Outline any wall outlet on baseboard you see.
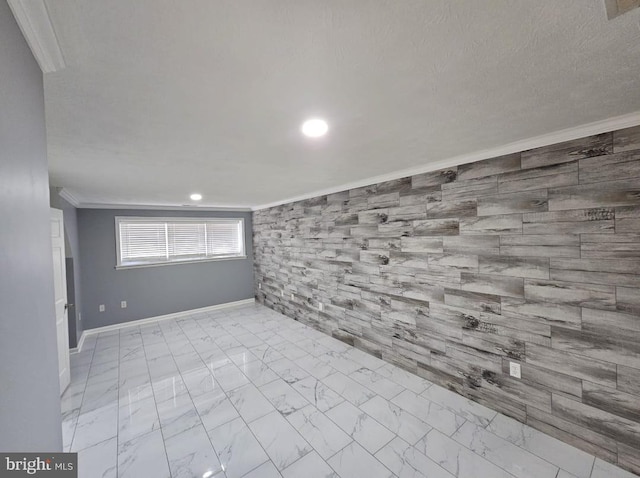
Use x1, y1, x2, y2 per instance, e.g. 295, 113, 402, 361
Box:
318, 302, 324, 312
121, 301, 127, 309
509, 362, 521, 379
99, 304, 105, 312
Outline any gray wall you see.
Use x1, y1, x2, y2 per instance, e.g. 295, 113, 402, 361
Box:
50, 188, 83, 347
254, 126, 640, 475
0, 1, 63, 451
78, 209, 254, 330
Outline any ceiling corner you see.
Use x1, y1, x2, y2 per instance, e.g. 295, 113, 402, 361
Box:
58, 188, 81, 207
7, 0, 65, 73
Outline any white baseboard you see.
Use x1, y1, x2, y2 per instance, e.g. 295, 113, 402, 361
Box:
70, 298, 255, 353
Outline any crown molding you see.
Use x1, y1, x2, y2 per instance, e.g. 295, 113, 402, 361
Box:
7, 0, 65, 73
58, 188, 80, 207
252, 110, 640, 211
80, 202, 252, 212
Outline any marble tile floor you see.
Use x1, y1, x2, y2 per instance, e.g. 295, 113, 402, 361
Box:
62, 303, 638, 478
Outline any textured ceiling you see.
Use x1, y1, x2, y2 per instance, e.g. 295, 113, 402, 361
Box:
44, 0, 640, 208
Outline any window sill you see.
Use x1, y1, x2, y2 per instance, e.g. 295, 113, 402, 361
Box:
115, 255, 248, 270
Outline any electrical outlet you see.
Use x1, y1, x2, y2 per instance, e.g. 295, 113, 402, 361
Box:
318, 302, 324, 312
258, 283, 262, 289
99, 304, 105, 312
291, 293, 294, 300
121, 301, 127, 309
509, 362, 521, 379
281, 290, 284, 297
78, 313, 82, 321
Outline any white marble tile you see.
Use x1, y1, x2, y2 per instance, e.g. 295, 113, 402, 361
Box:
452, 421, 558, 478
156, 392, 201, 439
346, 348, 388, 370
591, 459, 639, 478
181, 366, 221, 398
118, 396, 160, 443
282, 450, 338, 478
391, 390, 465, 436
374, 436, 455, 478
152, 375, 190, 404
193, 390, 239, 431
487, 414, 594, 478
207, 416, 269, 478
269, 357, 311, 384
61, 408, 79, 451
322, 371, 377, 406
272, 342, 309, 361
118, 374, 154, 404
557, 471, 580, 478
415, 429, 515, 478
350, 367, 406, 400
242, 460, 283, 478
376, 363, 433, 395
72, 403, 118, 452
260, 378, 310, 417
165, 424, 224, 478
212, 363, 251, 392
227, 383, 275, 423
360, 395, 432, 445
292, 376, 344, 412
117, 429, 170, 478
318, 351, 363, 375
287, 405, 353, 459
325, 400, 395, 454
328, 441, 394, 478
420, 385, 497, 428
238, 360, 279, 387
81, 379, 119, 412
228, 348, 260, 368
249, 411, 313, 471
296, 354, 336, 379
77, 436, 117, 478
296, 338, 331, 358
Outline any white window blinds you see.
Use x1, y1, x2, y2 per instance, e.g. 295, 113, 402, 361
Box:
116, 217, 245, 268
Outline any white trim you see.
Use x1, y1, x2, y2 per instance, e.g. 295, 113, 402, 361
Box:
7, 0, 65, 73
77, 298, 256, 338
70, 331, 86, 354
58, 188, 80, 207
252, 111, 640, 211
81, 203, 252, 212
115, 255, 248, 270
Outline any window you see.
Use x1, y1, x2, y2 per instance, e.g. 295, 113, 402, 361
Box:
115, 216, 245, 268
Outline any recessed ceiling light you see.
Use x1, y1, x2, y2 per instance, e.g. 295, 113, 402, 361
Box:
301, 118, 328, 138
190, 193, 202, 201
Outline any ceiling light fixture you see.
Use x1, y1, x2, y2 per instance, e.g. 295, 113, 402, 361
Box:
190, 193, 202, 201
301, 118, 329, 138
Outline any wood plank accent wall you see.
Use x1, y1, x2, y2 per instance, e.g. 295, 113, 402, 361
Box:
253, 125, 640, 474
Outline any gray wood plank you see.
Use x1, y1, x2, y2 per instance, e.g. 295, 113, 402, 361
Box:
550, 269, 640, 288
549, 258, 640, 274
428, 253, 479, 271
523, 208, 615, 235
459, 214, 522, 235
479, 256, 549, 279
501, 298, 582, 329
613, 125, 640, 153
441, 176, 498, 201
461, 272, 524, 298
521, 133, 613, 169
524, 279, 616, 309
583, 381, 640, 422
581, 242, 640, 259
500, 235, 580, 258
411, 168, 457, 189
551, 326, 640, 368
549, 180, 640, 211
525, 343, 617, 388
617, 287, 640, 315
498, 161, 578, 194
413, 218, 460, 236
579, 150, 640, 184
444, 235, 500, 255
457, 152, 521, 180
477, 190, 548, 216
444, 288, 501, 313
617, 365, 640, 396
551, 393, 640, 447
618, 442, 640, 477
582, 308, 640, 337
616, 205, 640, 233
427, 199, 477, 219
400, 236, 443, 253
502, 359, 583, 399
